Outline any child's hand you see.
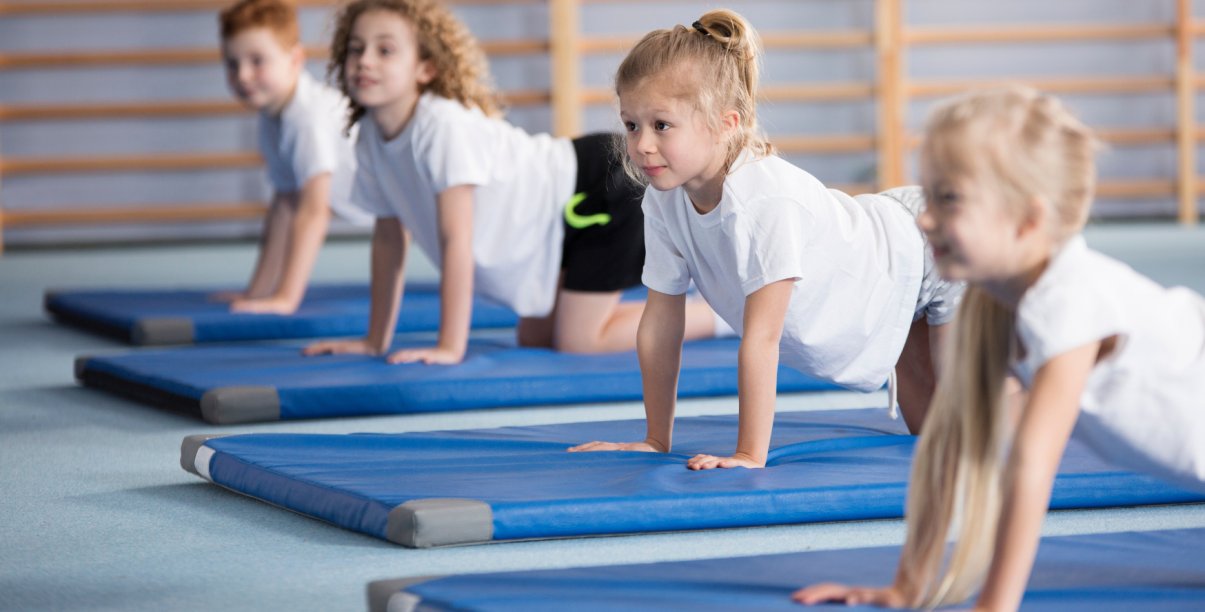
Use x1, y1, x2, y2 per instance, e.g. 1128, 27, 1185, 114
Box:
686, 452, 765, 470
791, 583, 906, 607
386, 345, 465, 365
567, 440, 665, 453
230, 296, 300, 315
302, 338, 379, 357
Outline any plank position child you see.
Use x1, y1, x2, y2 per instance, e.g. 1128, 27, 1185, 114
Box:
304, 0, 719, 365
794, 86, 1205, 610
217, 0, 372, 315
569, 9, 964, 468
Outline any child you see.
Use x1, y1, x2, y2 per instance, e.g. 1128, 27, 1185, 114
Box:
568, 9, 962, 467
793, 87, 1205, 610
303, 0, 717, 365
217, 0, 370, 315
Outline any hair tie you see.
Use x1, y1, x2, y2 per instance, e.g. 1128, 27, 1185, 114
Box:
692, 21, 710, 37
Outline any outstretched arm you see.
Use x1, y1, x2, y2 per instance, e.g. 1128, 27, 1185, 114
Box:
213, 191, 293, 304
569, 288, 685, 453
387, 184, 474, 365
688, 279, 792, 470
974, 341, 1095, 611
232, 173, 332, 314
303, 217, 408, 356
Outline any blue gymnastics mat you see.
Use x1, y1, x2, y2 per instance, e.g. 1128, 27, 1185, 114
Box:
79, 337, 839, 423
179, 408, 1205, 546
45, 283, 518, 345
368, 527, 1205, 611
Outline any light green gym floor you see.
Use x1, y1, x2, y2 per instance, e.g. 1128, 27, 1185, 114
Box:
2, 223, 1204, 611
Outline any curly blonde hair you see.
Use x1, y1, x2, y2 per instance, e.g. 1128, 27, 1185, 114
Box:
328, 0, 502, 131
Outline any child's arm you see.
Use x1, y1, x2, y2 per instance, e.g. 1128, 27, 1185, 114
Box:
303, 217, 408, 356
792, 342, 1097, 609
385, 184, 475, 365
687, 278, 793, 470
232, 173, 333, 315
211, 191, 293, 304
973, 341, 1096, 611
568, 288, 686, 454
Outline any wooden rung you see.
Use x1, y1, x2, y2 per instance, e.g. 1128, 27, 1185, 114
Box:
0, 100, 244, 121
828, 183, 875, 196
0, 0, 536, 16
906, 23, 1173, 45
773, 134, 875, 154
1191, 20, 1205, 37
0, 88, 550, 122
580, 82, 874, 105
579, 29, 872, 54
1095, 179, 1175, 198
910, 75, 1174, 98
905, 127, 1174, 149
1, 202, 266, 227
0, 38, 545, 70
0, 151, 261, 176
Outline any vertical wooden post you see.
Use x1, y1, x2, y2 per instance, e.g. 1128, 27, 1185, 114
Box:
549, 0, 582, 138
875, 0, 905, 190
1176, 0, 1198, 224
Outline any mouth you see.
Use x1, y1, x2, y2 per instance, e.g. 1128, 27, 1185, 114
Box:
642, 165, 666, 178
352, 76, 378, 89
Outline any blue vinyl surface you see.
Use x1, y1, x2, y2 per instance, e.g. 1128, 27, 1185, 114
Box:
195, 409, 1205, 543
82, 337, 840, 420
45, 283, 517, 343
393, 527, 1205, 611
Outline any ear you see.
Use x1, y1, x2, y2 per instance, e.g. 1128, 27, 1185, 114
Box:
416, 58, 437, 86
721, 109, 741, 134
1016, 194, 1049, 240
289, 44, 305, 71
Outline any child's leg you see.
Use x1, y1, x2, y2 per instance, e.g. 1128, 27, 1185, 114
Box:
894, 319, 948, 433
552, 288, 717, 353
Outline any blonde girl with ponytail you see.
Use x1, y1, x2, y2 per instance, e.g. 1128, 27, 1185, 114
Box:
571, 10, 963, 468
307, 0, 720, 365
795, 86, 1205, 610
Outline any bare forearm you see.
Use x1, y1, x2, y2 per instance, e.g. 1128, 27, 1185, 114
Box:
245, 196, 293, 296
436, 235, 473, 356
272, 183, 331, 304
976, 453, 1057, 611
735, 334, 778, 464
638, 308, 683, 452
365, 221, 407, 353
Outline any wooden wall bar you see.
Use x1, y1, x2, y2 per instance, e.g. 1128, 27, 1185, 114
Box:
0, 0, 1201, 252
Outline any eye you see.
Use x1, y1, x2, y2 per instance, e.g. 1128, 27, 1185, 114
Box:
654, 120, 670, 131
623, 121, 638, 133
379, 44, 394, 57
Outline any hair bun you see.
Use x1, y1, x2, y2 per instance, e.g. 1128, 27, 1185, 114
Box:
693, 9, 759, 61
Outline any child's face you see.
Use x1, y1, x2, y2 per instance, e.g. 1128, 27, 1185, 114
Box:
221, 27, 301, 114
344, 10, 434, 115
619, 77, 729, 204
918, 160, 1032, 284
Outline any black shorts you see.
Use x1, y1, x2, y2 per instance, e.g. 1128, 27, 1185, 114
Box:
561, 133, 646, 292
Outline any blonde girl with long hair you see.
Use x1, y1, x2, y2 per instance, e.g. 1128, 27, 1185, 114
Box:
305, 0, 718, 364
570, 9, 963, 468
795, 86, 1205, 610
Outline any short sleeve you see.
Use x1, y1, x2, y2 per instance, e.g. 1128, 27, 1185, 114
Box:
347, 135, 389, 217
1016, 269, 1127, 371
640, 193, 691, 295
419, 108, 492, 193
289, 119, 339, 187
734, 197, 807, 296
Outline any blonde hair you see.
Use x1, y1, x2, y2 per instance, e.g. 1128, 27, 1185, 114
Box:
328, 0, 503, 132
614, 9, 774, 183
219, 0, 300, 47
900, 86, 1099, 608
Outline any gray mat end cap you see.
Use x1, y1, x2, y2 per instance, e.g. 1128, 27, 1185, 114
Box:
200, 387, 281, 424
366, 577, 440, 612
132, 318, 195, 345
74, 356, 91, 381
179, 434, 228, 476
387, 498, 493, 548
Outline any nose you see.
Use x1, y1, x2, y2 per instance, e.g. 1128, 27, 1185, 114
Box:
236, 63, 254, 85
916, 205, 936, 233
634, 129, 656, 155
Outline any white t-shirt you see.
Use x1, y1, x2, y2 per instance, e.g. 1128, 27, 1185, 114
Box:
1011, 235, 1205, 492
258, 71, 370, 225
351, 92, 576, 317
642, 153, 924, 391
